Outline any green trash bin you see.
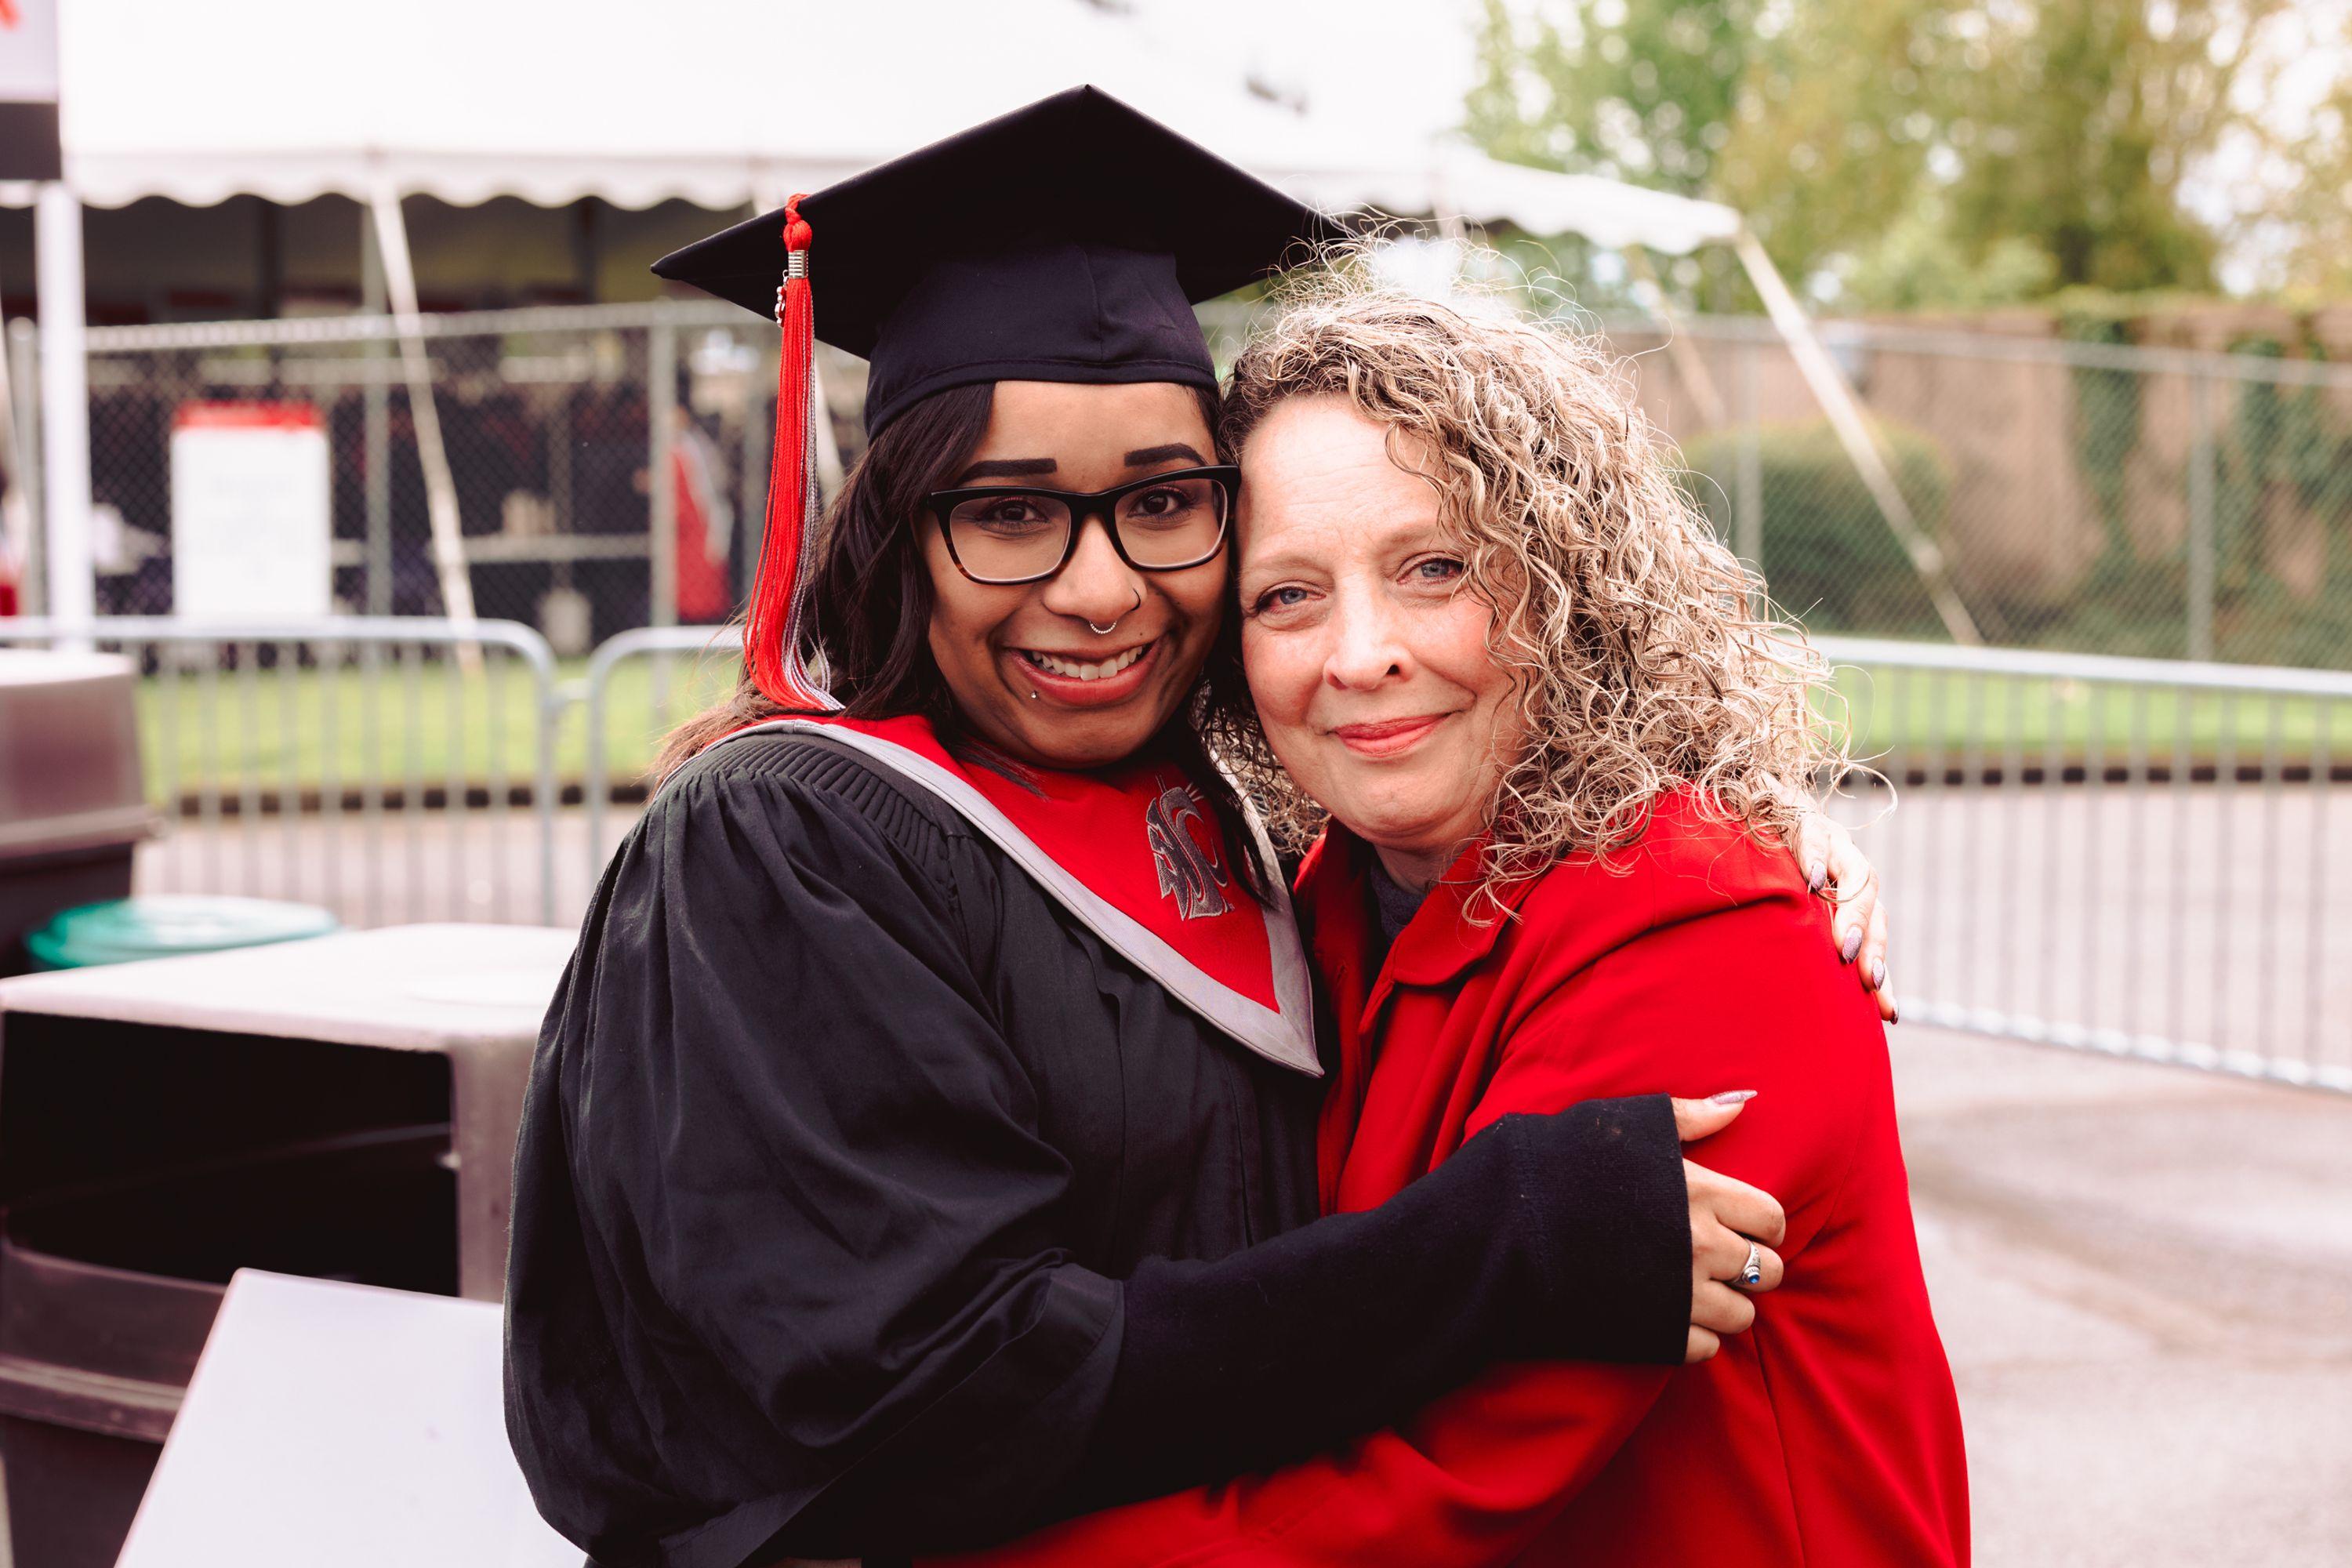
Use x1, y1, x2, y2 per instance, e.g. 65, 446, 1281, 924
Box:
26, 897, 339, 971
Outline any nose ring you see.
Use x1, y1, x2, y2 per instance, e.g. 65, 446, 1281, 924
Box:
1087, 589, 1145, 637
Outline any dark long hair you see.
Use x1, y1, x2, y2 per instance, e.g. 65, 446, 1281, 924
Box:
655, 380, 1271, 902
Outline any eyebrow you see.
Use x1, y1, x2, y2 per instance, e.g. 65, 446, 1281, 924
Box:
1125, 443, 1205, 467
955, 457, 1059, 484
953, 444, 1205, 486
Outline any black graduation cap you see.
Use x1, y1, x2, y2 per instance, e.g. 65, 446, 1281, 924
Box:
655, 85, 1338, 434
651, 85, 1338, 711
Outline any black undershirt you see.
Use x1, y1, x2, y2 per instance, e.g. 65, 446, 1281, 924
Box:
1368, 853, 1430, 962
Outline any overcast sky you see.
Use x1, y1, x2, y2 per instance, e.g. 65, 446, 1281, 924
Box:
1120, 0, 1485, 147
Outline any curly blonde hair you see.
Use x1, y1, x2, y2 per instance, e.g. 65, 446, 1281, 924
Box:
1202, 264, 1848, 909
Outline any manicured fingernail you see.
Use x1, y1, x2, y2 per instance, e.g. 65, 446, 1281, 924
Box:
1871, 957, 1887, 989
1708, 1089, 1758, 1105
1886, 994, 1900, 1024
1841, 927, 1863, 963
1806, 861, 1826, 892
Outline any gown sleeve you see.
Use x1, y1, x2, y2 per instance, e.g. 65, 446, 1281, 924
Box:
506, 754, 1128, 1568
503, 746, 1690, 1568
922, 877, 1882, 1568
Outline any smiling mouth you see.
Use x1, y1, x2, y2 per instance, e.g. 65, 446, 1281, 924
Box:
1018, 641, 1154, 683
1330, 713, 1450, 756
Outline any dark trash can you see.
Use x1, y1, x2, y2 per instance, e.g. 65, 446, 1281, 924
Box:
0, 923, 572, 1568
0, 651, 154, 978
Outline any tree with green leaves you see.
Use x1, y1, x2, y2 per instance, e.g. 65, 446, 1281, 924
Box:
1468, 0, 2303, 308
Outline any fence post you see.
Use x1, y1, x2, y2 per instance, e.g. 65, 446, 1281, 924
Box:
2187, 366, 2216, 662
361, 218, 393, 616
647, 318, 678, 711
7, 318, 42, 617
1736, 335, 1763, 613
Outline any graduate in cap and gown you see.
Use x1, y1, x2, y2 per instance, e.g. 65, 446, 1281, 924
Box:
504, 87, 1878, 1568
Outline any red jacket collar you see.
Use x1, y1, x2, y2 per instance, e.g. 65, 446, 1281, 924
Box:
1296, 822, 1542, 1210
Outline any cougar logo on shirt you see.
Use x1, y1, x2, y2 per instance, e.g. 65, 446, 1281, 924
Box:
1146, 779, 1232, 921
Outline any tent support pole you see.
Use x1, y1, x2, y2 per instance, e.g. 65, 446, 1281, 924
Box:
34, 183, 93, 644
0, 269, 34, 615
367, 180, 481, 659
1730, 230, 1980, 645
1620, 245, 1727, 430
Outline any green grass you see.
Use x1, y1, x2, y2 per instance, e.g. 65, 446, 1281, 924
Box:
125, 652, 2352, 807
1828, 664, 2350, 768
132, 647, 742, 803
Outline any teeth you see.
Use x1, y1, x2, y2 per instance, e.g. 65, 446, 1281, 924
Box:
1022, 642, 1150, 681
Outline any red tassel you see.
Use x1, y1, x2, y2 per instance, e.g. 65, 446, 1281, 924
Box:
744, 194, 838, 711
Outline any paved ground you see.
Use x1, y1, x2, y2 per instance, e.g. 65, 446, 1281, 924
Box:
1893, 1025, 2352, 1566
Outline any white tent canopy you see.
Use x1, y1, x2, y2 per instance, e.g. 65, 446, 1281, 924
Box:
0, 0, 1740, 256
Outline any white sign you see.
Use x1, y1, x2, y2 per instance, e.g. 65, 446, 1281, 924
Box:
116, 1270, 579, 1568
170, 403, 333, 620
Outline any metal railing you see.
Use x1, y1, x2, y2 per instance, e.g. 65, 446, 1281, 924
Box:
1814, 635, 2351, 1094
578, 630, 2352, 1097
579, 623, 746, 880
2, 615, 563, 927
7, 616, 2341, 1094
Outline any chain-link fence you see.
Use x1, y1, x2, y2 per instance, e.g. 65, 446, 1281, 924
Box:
9, 300, 2352, 670
2, 301, 872, 658
1580, 314, 2352, 670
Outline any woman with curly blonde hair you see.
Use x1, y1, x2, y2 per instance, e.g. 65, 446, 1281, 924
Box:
939, 277, 1966, 1567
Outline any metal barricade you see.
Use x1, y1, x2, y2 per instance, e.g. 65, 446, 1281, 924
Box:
1817, 635, 2352, 1094
569, 630, 2351, 1096
579, 624, 745, 884
0, 616, 562, 927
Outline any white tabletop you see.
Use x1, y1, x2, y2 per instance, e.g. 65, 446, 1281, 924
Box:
0, 923, 575, 1054
115, 1269, 580, 1568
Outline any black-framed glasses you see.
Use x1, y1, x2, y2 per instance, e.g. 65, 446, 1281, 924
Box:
925, 464, 1238, 586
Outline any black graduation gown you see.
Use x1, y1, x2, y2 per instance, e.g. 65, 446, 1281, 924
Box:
504, 731, 1690, 1568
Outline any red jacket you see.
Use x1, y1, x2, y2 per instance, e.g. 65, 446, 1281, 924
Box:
940, 789, 1969, 1566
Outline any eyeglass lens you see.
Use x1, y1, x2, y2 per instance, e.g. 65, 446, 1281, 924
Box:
946, 474, 1228, 581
